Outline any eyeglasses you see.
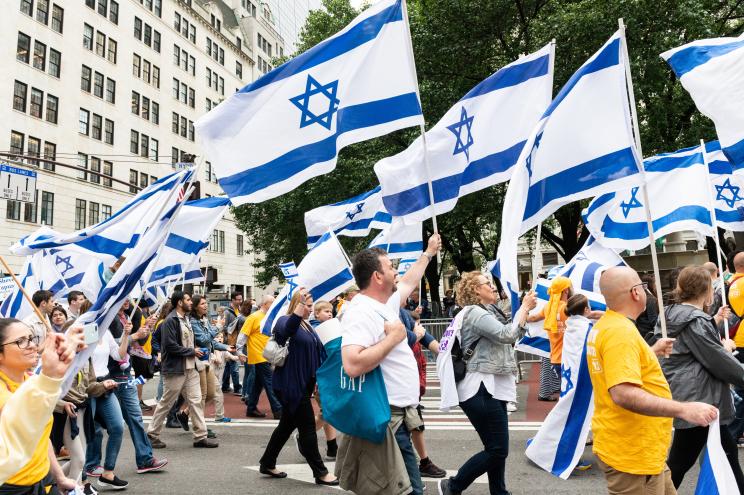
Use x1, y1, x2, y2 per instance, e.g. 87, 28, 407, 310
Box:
0, 334, 40, 350
629, 282, 652, 296
479, 281, 494, 288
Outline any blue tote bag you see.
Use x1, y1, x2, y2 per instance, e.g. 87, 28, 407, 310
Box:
316, 336, 390, 444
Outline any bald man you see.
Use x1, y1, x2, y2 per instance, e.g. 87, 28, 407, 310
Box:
587, 266, 718, 495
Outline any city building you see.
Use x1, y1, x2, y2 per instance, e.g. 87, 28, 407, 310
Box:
1, 0, 286, 302
265, 0, 321, 52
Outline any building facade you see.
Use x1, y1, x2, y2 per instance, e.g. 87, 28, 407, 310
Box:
265, 0, 320, 52
1, 0, 286, 301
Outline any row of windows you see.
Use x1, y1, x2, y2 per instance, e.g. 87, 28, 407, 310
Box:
17, 33, 61, 78
137, 0, 162, 18
79, 109, 114, 145
209, 229, 225, 253
132, 54, 161, 89
241, 0, 257, 18
172, 78, 195, 109
130, 130, 159, 161
257, 56, 272, 75
206, 68, 225, 96
77, 153, 113, 188
13, 81, 58, 124
173, 45, 196, 76
131, 92, 160, 125
171, 112, 194, 141
206, 38, 225, 66
81, 66, 116, 104
6, 190, 54, 226
84, 0, 118, 25
9, 131, 56, 171
209, 13, 221, 33
257, 33, 273, 58
134, 17, 161, 53
75, 198, 113, 230
83, 24, 117, 64
205, 98, 219, 112
128, 169, 158, 194
20, 0, 64, 34
173, 12, 196, 44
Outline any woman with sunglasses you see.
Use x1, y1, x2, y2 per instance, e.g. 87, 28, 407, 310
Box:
0, 318, 79, 494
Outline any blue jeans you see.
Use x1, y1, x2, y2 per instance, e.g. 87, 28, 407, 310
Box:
156, 374, 164, 401
221, 360, 241, 392
247, 362, 282, 413
394, 417, 424, 495
450, 383, 510, 494
242, 363, 255, 400
113, 378, 154, 467
85, 393, 125, 472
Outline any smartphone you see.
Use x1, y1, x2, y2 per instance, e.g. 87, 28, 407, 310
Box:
83, 323, 99, 345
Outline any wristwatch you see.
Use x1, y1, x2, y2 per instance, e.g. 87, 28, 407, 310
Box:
422, 252, 434, 261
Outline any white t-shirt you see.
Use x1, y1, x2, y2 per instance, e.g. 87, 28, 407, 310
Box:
456, 371, 516, 404
91, 331, 121, 378
341, 290, 419, 408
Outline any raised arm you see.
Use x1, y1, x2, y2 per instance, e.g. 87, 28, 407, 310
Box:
397, 234, 441, 306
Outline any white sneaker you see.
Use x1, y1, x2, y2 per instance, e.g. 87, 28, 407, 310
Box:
507, 402, 517, 412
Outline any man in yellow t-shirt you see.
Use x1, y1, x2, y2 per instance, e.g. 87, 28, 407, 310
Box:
236, 295, 282, 419
588, 266, 718, 495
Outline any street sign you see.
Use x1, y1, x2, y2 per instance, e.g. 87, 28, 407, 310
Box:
1, 163, 37, 203
173, 162, 194, 171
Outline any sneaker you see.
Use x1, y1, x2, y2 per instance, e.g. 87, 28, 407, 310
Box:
207, 429, 217, 439
97, 475, 129, 490
137, 456, 168, 473
419, 458, 447, 478
176, 411, 190, 431
214, 417, 232, 423
85, 466, 103, 478
83, 482, 99, 495
246, 409, 266, 418
193, 438, 219, 448
438, 478, 453, 495
139, 400, 153, 411
147, 434, 166, 449
506, 402, 517, 412
574, 459, 592, 471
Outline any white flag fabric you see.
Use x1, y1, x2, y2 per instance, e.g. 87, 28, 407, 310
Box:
435, 308, 471, 412
0, 260, 36, 319
368, 219, 423, 259
706, 140, 744, 231
525, 315, 595, 479
694, 417, 739, 494
304, 186, 391, 248
375, 44, 553, 223
261, 231, 355, 336
278, 262, 299, 279
396, 258, 418, 276
584, 143, 715, 250
194, 0, 424, 205
495, 30, 641, 308
661, 34, 744, 169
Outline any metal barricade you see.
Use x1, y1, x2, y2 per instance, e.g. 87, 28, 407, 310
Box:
420, 318, 452, 341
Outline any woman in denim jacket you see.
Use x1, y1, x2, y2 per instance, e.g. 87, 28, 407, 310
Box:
439, 271, 536, 495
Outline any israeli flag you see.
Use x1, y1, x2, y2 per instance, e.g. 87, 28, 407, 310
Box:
661, 33, 744, 168
397, 258, 417, 276
194, 0, 424, 205
584, 143, 715, 250
261, 231, 354, 335
695, 417, 739, 494
368, 219, 423, 259
12, 169, 193, 257
375, 44, 553, 223
706, 140, 744, 231
525, 316, 594, 479
0, 259, 37, 319
304, 186, 391, 248
495, 30, 642, 309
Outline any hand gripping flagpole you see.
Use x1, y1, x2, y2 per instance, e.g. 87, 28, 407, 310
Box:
701, 139, 730, 336
619, 18, 667, 339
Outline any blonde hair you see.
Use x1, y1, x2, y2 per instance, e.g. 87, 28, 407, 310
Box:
313, 300, 332, 314
286, 290, 313, 315
456, 271, 485, 307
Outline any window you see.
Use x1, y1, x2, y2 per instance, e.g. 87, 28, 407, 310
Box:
17, 32, 31, 63
102, 161, 112, 187
51, 4, 63, 32
13, 81, 27, 112
130, 130, 138, 154
188, 121, 194, 141
40, 191, 53, 225
171, 147, 178, 164
152, 102, 159, 124
131, 91, 140, 115
93, 72, 104, 98
91, 114, 102, 140
173, 44, 179, 66
97, 0, 107, 15
105, 78, 115, 103
171, 113, 178, 133
210, 230, 225, 253
236, 61, 242, 79
43, 142, 56, 170
77, 153, 87, 180
6, 200, 21, 221
180, 116, 187, 137
143, 60, 151, 82
139, 173, 148, 188
189, 88, 195, 108
153, 31, 161, 52
20, 0, 33, 16
144, 25, 151, 46
101, 204, 111, 220
89, 157, 101, 184
104, 119, 114, 144
149, 138, 158, 161
45, 94, 57, 123
219, 77, 224, 96
85, 0, 94, 8
30, 88, 43, 118
174, 12, 181, 31
75, 199, 87, 229
95, 32, 106, 57
79, 109, 90, 135
81, 65, 91, 91
129, 169, 138, 193
107, 39, 116, 64
109, 1, 118, 23
48, 49, 60, 77
27, 136, 40, 165
153, 66, 160, 88
237, 235, 244, 256
23, 191, 37, 223
33, 41, 46, 71
140, 134, 148, 157
189, 25, 195, 43
10, 131, 24, 156
83, 24, 93, 50
172, 78, 178, 99
36, 0, 49, 24
142, 97, 150, 120
180, 83, 187, 103
133, 54, 141, 77
134, 18, 142, 40
89, 202, 100, 224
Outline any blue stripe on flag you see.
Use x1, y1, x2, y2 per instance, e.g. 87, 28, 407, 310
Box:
238, 1, 403, 94
716, 208, 744, 223
46, 273, 85, 296
645, 152, 703, 173
309, 269, 354, 301
307, 212, 393, 245
723, 137, 744, 169
188, 196, 231, 208
594, 205, 712, 239
219, 92, 422, 199
580, 263, 602, 292
519, 335, 551, 354
386, 241, 423, 254
150, 264, 185, 284
460, 55, 550, 101
666, 38, 744, 78
694, 449, 719, 495
329, 186, 382, 206
165, 233, 207, 255
262, 293, 289, 336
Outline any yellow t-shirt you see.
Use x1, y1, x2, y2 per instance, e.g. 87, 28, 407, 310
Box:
727, 274, 744, 347
0, 370, 51, 486
240, 310, 268, 365
587, 309, 673, 475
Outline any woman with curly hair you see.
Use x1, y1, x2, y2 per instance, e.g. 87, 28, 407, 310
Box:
438, 271, 536, 495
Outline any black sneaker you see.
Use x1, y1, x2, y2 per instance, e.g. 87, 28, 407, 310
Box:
83, 482, 99, 495
137, 456, 168, 473
193, 438, 219, 448
97, 475, 129, 490
147, 434, 166, 449
420, 458, 447, 478
176, 411, 190, 431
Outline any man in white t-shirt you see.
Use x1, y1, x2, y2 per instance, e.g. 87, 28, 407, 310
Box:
339, 233, 440, 495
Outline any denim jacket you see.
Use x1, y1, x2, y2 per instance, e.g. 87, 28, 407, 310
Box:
190, 316, 230, 353
460, 305, 525, 375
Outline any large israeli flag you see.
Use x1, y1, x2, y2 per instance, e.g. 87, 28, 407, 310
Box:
194, 0, 424, 205
261, 231, 355, 335
305, 187, 391, 248
707, 140, 744, 231
584, 144, 715, 250
375, 44, 553, 223
368, 219, 423, 259
495, 30, 642, 308
661, 33, 744, 169
695, 417, 739, 494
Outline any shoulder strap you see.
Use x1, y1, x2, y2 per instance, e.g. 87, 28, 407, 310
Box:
461, 306, 481, 360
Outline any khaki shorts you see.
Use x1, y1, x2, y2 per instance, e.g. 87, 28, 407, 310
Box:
597, 458, 677, 495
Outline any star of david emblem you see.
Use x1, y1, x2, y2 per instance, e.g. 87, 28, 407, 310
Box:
55, 255, 74, 277
346, 202, 365, 221
525, 132, 544, 178
289, 75, 340, 131
716, 178, 744, 208
620, 187, 643, 218
286, 277, 298, 297
560, 365, 574, 398
446, 107, 475, 160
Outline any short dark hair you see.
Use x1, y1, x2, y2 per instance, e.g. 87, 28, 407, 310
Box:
0, 318, 22, 348
239, 300, 253, 316
230, 291, 242, 302
51, 306, 68, 319
32, 290, 54, 307
351, 248, 387, 290
170, 290, 191, 309
565, 294, 589, 317
67, 290, 85, 304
